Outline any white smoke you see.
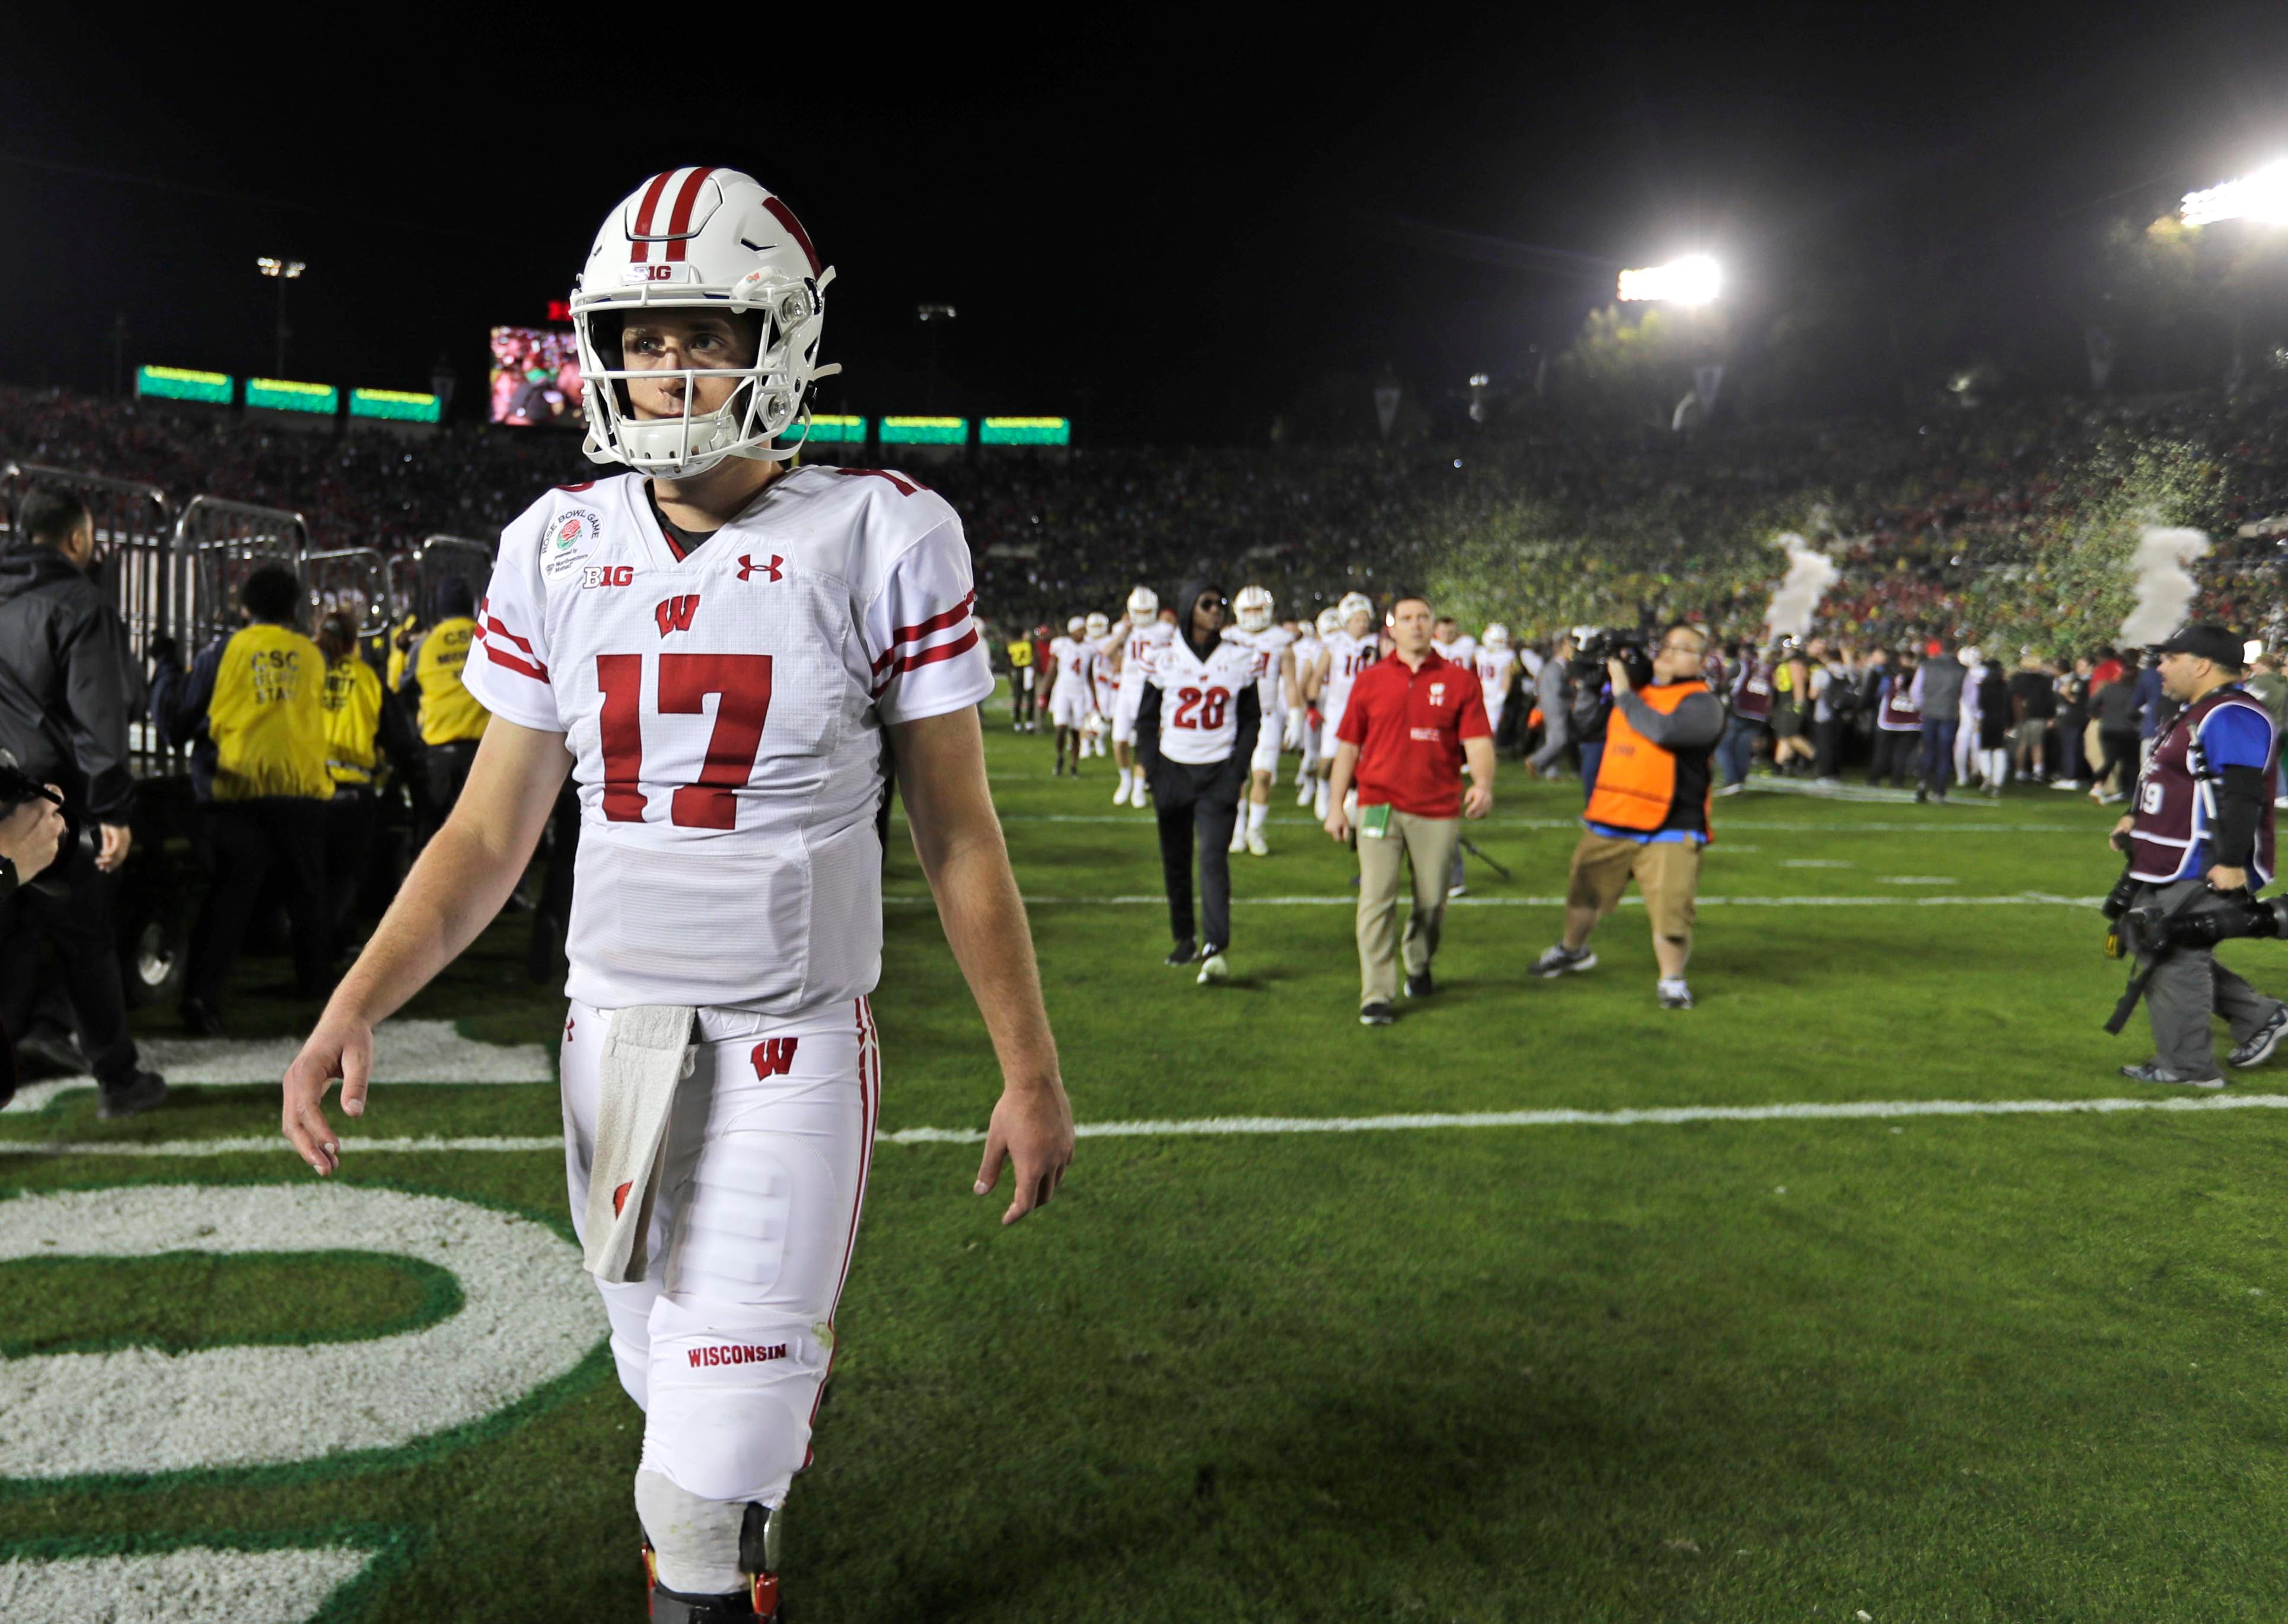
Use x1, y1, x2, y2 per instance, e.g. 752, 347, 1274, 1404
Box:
1763, 532, 1840, 642
2118, 527, 2211, 646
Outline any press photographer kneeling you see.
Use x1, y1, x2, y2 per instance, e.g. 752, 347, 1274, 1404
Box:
2105, 624, 2288, 1087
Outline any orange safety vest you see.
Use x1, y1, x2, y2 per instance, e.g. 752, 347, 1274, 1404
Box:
1585, 679, 1714, 836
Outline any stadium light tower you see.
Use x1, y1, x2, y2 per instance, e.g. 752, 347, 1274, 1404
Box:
1616, 255, 1720, 304
2181, 161, 2288, 226
257, 257, 307, 376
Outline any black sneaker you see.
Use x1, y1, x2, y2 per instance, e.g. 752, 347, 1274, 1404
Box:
1405, 970, 1433, 998
1914, 787, 1928, 803
2230, 1004, 2288, 1068
97, 1070, 169, 1119
1529, 943, 1598, 978
1359, 1001, 1394, 1026
1164, 939, 1198, 966
2118, 1062, 2224, 1089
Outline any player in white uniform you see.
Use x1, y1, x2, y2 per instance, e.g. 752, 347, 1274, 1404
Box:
1083, 610, 1114, 757
1305, 592, 1382, 821
1220, 585, 1296, 857
1432, 615, 1478, 674
279, 168, 1073, 1624
1291, 608, 1331, 803
1475, 624, 1519, 742
1107, 586, 1174, 808
1048, 615, 1095, 776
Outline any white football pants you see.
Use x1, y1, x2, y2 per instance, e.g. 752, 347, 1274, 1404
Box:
562, 997, 877, 1514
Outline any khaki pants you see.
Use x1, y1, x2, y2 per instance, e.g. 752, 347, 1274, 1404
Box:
1356, 809, 1461, 1006
1566, 833, 1701, 960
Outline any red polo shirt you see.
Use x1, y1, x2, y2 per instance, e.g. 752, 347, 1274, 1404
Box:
1336, 649, 1492, 816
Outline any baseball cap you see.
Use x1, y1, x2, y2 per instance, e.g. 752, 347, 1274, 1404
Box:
2153, 623, 2245, 668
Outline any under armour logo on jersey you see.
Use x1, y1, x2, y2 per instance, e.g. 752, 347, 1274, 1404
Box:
751, 1037, 800, 1079
736, 553, 783, 583
654, 595, 702, 637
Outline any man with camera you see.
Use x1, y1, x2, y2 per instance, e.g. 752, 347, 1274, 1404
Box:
2106, 624, 2288, 1087
0, 489, 167, 1116
1531, 624, 1722, 1010
0, 786, 68, 1104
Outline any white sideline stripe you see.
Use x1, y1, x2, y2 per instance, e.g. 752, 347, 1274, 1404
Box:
14, 1093, 2288, 1158
890, 893, 2104, 908
4, 1017, 553, 1113
0, 1545, 374, 1623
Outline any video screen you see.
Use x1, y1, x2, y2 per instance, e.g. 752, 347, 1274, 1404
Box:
489, 327, 584, 428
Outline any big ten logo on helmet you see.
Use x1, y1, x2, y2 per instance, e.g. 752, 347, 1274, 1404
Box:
581, 565, 636, 589
545, 509, 604, 576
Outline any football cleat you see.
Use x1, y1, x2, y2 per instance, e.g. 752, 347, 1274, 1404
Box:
1246, 829, 1269, 857
1228, 823, 1247, 855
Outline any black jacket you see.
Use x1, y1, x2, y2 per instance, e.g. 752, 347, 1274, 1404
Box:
0, 545, 142, 823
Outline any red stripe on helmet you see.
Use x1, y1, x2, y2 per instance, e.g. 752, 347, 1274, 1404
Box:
761, 196, 821, 276
628, 170, 677, 264
662, 165, 719, 262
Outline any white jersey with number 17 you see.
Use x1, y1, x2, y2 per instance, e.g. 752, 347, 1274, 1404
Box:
463, 464, 993, 1015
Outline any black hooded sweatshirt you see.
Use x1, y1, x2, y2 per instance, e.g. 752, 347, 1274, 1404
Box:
0, 543, 141, 824
1133, 578, 1260, 801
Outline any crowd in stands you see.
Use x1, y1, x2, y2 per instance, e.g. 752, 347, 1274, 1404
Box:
8, 380, 2288, 657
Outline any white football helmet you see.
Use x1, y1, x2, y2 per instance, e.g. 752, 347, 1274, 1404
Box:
1085, 611, 1109, 639
570, 167, 840, 478
1234, 585, 1274, 633
1126, 586, 1159, 621
1339, 592, 1375, 634
1067, 615, 1085, 638
1483, 623, 1511, 651
1315, 606, 1341, 638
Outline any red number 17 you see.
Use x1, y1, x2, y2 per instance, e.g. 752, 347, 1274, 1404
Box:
595, 652, 775, 829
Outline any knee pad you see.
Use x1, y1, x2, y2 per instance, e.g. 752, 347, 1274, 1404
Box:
636, 1469, 785, 1607
645, 1313, 831, 1505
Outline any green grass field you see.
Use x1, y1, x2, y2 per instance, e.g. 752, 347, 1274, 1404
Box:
9, 709, 2288, 1622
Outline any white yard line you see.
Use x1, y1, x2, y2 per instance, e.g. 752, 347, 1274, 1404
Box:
12, 1093, 2288, 1159
0, 1546, 375, 1623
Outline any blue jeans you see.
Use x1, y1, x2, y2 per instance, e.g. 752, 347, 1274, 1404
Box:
1579, 741, 1604, 803
1919, 720, 1959, 793
1717, 714, 1761, 787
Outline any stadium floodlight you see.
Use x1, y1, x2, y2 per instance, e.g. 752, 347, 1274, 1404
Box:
256, 257, 307, 279
1616, 256, 1720, 304
2181, 161, 2288, 226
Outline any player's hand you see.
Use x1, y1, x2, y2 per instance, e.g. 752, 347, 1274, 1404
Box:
281, 1010, 378, 1176
95, 822, 132, 873
973, 1079, 1075, 1226
1306, 706, 1323, 731
2109, 815, 2134, 853
0, 790, 66, 883
1324, 805, 1350, 843
1463, 783, 1493, 820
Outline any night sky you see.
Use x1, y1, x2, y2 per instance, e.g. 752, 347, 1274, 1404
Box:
8, 6, 2288, 442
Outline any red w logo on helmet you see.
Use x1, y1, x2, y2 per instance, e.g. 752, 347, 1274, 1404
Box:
654, 595, 701, 637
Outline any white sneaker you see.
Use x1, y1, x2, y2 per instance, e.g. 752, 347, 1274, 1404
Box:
1196, 952, 1229, 985
1247, 829, 1269, 857
1112, 783, 1129, 806
1228, 826, 1247, 854
1130, 780, 1151, 808
1448, 882, 1467, 898
1296, 782, 1315, 806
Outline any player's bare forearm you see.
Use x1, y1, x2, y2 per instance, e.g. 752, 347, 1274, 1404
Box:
893, 707, 1060, 1090
327, 720, 572, 1026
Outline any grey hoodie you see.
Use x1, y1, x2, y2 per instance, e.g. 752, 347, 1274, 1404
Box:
1916, 652, 1966, 720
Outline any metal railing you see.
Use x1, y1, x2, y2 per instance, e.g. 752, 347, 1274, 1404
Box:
411, 534, 495, 620
173, 496, 311, 652
305, 547, 395, 638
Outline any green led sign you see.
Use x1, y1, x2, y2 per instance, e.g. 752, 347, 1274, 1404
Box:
980, 416, 1070, 446
137, 365, 232, 405
247, 378, 339, 416
350, 387, 441, 423
881, 416, 967, 445
800, 414, 868, 444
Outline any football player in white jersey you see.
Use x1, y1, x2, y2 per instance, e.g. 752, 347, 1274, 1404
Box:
1432, 615, 1478, 672
279, 168, 1073, 1624
1221, 585, 1296, 857
1106, 585, 1174, 808
1476, 624, 1519, 742
1137, 580, 1263, 981
1305, 593, 1383, 821
1291, 607, 1332, 803
1047, 615, 1095, 776
1083, 610, 1114, 757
